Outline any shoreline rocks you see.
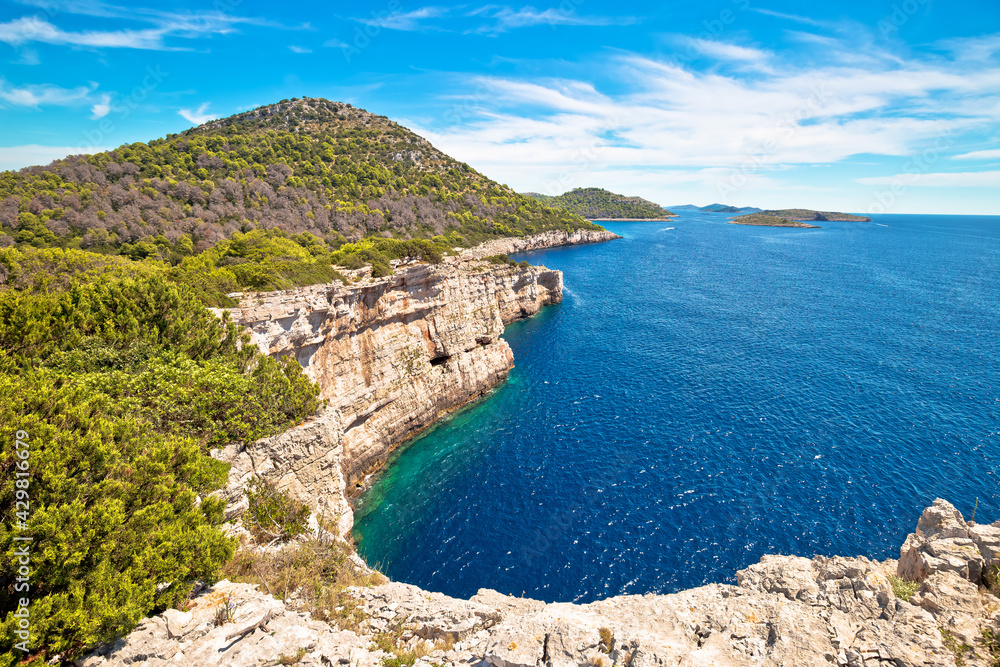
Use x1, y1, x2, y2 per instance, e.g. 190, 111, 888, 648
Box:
83, 500, 1000, 667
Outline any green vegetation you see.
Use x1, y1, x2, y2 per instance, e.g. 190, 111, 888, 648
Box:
940, 627, 974, 666
730, 209, 870, 227
979, 627, 1000, 666
888, 575, 920, 602
0, 98, 601, 262
0, 264, 320, 664
727, 213, 820, 228
525, 187, 674, 220
244, 477, 312, 545
484, 254, 529, 268
220, 535, 385, 629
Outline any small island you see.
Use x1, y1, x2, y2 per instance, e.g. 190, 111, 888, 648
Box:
525, 187, 676, 220
729, 209, 871, 228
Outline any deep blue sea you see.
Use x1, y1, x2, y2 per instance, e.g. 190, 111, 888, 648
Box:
353, 212, 1000, 603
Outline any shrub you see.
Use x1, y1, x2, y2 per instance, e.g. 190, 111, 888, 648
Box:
244, 477, 311, 544
0, 273, 321, 663
888, 575, 919, 602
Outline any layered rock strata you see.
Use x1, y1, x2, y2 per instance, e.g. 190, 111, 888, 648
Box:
213, 245, 564, 534
461, 229, 621, 260
84, 500, 1000, 667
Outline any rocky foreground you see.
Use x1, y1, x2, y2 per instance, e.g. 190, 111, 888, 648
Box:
81, 499, 1000, 666
75, 231, 1000, 666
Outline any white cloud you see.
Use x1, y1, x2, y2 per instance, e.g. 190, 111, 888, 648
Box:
178, 102, 216, 125
0, 1, 306, 51
289, 45, 312, 53
469, 6, 638, 34
90, 93, 111, 119
323, 38, 348, 48
952, 148, 1000, 160
359, 7, 449, 31
0, 144, 110, 171
0, 17, 168, 49
0, 79, 95, 106
857, 171, 1000, 187
409, 32, 1000, 208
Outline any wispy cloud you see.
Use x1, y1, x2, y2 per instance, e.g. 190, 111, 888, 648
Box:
857, 171, 1000, 187
289, 45, 312, 54
469, 5, 638, 34
1, 0, 305, 51
90, 93, 112, 119
0, 79, 96, 106
953, 148, 1000, 160
323, 38, 349, 48
178, 102, 215, 125
358, 7, 449, 31
683, 38, 772, 68
0, 17, 168, 49
751, 8, 826, 27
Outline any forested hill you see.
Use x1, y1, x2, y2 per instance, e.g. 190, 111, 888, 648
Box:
0, 97, 598, 257
524, 187, 675, 219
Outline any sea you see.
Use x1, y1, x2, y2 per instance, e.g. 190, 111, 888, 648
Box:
353, 212, 1000, 603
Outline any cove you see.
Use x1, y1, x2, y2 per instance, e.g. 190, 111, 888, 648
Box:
353, 212, 1000, 603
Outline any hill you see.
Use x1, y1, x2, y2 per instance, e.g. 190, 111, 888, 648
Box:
727, 213, 821, 228
671, 203, 762, 213
729, 208, 870, 228
0, 97, 599, 269
525, 187, 675, 219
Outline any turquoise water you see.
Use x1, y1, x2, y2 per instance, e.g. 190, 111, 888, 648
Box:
353, 212, 1000, 603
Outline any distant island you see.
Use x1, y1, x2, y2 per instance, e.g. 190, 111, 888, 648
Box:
729, 209, 871, 228
525, 187, 676, 220
672, 203, 762, 214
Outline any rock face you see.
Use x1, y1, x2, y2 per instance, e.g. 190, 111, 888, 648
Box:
462, 229, 621, 260
86, 500, 1000, 667
213, 247, 564, 538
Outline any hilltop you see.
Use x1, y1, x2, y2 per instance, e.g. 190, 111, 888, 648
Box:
0, 97, 598, 262
730, 208, 871, 228
524, 187, 675, 220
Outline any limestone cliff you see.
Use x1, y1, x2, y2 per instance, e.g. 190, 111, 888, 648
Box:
212, 244, 565, 539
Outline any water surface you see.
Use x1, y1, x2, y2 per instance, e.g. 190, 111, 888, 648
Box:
354, 212, 1000, 602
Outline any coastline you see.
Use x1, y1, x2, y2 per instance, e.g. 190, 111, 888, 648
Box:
586, 216, 676, 222
85, 229, 999, 667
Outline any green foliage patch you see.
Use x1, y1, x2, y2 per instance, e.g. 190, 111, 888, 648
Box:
0, 271, 320, 664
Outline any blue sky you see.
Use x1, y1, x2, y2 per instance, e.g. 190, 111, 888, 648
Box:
0, 0, 998, 214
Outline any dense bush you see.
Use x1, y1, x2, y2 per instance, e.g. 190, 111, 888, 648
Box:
526, 187, 673, 219
0, 273, 320, 664
0, 98, 602, 261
